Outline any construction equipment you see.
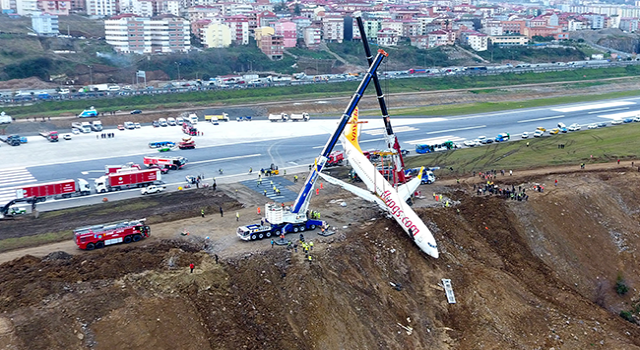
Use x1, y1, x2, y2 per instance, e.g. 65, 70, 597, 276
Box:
236, 49, 389, 241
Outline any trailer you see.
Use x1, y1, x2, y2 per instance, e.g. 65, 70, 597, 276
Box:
0, 134, 21, 146
237, 203, 325, 240
15, 178, 92, 200
205, 113, 229, 122
39, 131, 59, 142
105, 163, 141, 174
74, 218, 150, 250
94, 169, 162, 193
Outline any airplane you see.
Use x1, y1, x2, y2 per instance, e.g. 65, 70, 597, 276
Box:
319, 111, 439, 258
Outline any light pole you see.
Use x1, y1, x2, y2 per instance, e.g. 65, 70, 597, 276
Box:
88, 65, 93, 85
175, 62, 181, 80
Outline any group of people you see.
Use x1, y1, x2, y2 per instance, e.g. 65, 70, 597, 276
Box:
475, 182, 529, 201
98, 133, 115, 138
476, 169, 513, 180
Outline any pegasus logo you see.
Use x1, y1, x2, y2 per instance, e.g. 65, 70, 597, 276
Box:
380, 190, 420, 235
347, 107, 359, 145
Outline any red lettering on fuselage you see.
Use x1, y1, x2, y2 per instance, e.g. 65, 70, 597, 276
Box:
380, 190, 420, 235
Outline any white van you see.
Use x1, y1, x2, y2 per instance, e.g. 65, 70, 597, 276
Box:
167, 117, 176, 126
158, 118, 168, 127
188, 114, 198, 124
176, 117, 184, 124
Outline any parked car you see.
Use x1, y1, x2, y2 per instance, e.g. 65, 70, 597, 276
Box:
62, 134, 72, 140
130, 109, 142, 114
464, 140, 478, 147
140, 185, 164, 195
623, 118, 634, 123
72, 128, 80, 134
134, 122, 141, 129
536, 127, 546, 132
568, 123, 581, 131
117, 124, 125, 130
588, 123, 598, 129
167, 117, 176, 126
176, 117, 184, 124
597, 122, 608, 127
521, 132, 529, 138
549, 128, 560, 135
124, 121, 135, 129
152, 120, 159, 127
611, 119, 623, 125
533, 130, 544, 137
633, 116, 640, 122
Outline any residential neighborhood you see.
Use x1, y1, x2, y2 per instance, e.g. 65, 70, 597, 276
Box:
3, 0, 640, 60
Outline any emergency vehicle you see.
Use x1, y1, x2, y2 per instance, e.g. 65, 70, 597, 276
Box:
74, 218, 150, 250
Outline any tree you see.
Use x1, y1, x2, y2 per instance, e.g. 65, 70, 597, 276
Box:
293, 4, 301, 16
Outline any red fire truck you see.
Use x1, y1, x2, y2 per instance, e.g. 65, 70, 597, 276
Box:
74, 218, 150, 250
143, 156, 188, 170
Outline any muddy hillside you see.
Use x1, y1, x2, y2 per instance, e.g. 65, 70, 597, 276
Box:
1, 167, 640, 349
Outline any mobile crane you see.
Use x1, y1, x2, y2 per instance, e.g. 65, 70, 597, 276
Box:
236, 49, 389, 241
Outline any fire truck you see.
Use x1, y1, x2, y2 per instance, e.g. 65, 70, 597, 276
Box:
182, 121, 197, 136
74, 218, 150, 250
143, 156, 188, 170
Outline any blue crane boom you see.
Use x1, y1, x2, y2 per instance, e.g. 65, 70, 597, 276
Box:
291, 49, 388, 214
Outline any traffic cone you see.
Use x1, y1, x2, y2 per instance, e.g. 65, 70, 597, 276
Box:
316, 188, 320, 195
257, 207, 261, 215
320, 183, 323, 189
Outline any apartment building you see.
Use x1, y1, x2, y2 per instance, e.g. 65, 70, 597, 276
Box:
32, 12, 59, 34
86, 0, 116, 16
203, 22, 231, 48
274, 20, 296, 48
303, 25, 321, 49
488, 34, 529, 46
38, 0, 70, 16
225, 14, 249, 45
322, 14, 343, 43
459, 30, 487, 51
259, 34, 283, 60
16, 0, 38, 15
105, 14, 190, 54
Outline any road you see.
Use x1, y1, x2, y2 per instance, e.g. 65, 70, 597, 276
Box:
2, 95, 640, 211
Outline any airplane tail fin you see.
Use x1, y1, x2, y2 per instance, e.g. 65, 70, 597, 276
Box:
344, 107, 363, 153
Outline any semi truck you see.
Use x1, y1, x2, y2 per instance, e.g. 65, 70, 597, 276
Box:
94, 169, 162, 193
236, 203, 325, 240
205, 113, 229, 122
143, 156, 188, 170
268, 113, 288, 122
74, 218, 150, 250
289, 113, 310, 122
39, 131, 59, 142
15, 178, 92, 200
0, 134, 21, 146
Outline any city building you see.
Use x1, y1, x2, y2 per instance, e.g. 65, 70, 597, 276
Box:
322, 14, 343, 43
259, 34, 283, 60
202, 22, 231, 48
31, 12, 59, 34
86, 0, 116, 17
38, 0, 70, 16
488, 34, 529, 46
459, 30, 488, 51
376, 27, 399, 46
225, 14, 249, 45
105, 14, 190, 54
303, 24, 321, 49
274, 20, 296, 48
16, 0, 38, 15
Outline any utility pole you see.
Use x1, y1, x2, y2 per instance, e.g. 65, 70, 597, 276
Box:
175, 62, 181, 80
88, 65, 93, 85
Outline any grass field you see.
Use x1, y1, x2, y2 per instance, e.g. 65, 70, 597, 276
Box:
404, 122, 640, 176
0, 230, 72, 253
5, 65, 640, 118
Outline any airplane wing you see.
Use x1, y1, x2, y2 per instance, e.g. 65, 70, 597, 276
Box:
318, 173, 387, 208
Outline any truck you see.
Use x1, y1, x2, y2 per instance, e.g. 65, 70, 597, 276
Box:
141, 185, 164, 195
205, 113, 229, 122
289, 113, 310, 122
0, 134, 22, 146
268, 113, 288, 122
326, 150, 344, 167
91, 121, 103, 131
0, 111, 12, 124
78, 107, 98, 118
494, 133, 510, 142
188, 113, 198, 124
15, 178, 92, 200
39, 131, 59, 142
178, 136, 196, 149
143, 156, 188, 170
74, 218, 150, 250
94, 169, 162, 193
236, 203, 325, 240
72, 122, 92, 133
182, 121, 197, 136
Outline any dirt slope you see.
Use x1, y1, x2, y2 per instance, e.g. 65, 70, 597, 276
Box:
1, 167, 640, 349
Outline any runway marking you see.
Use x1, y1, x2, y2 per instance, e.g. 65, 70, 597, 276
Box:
363, 126, 418, 135
588, 107, 629, 114
552, 101, 635, 113
426, 125, 486, 134
188, 153, 262, 165
596, 111, 639, 119
517, 115, 565, 123
405, 135, 466, 145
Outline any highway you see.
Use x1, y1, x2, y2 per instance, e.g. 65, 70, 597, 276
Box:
2, 95, 640, 212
